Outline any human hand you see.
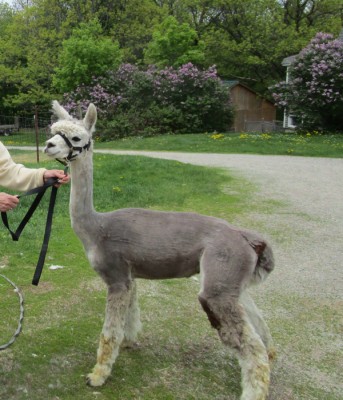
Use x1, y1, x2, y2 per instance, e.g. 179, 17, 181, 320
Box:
0, 192, 20, 212
43, 169, 70, 187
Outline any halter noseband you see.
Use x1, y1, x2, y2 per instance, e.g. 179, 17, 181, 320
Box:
56, 132, 91, 165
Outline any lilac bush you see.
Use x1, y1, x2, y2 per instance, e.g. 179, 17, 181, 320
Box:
63, 82, 123, 117
271, 32, 343, 131
63, 63, 233, 138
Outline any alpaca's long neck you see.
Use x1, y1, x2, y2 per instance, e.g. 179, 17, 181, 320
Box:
69, 150, 96, 230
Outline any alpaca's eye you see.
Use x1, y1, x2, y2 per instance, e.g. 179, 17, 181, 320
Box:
72, 136, 81, 142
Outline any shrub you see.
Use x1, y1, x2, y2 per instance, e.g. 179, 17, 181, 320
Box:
270, 32, 343, 132
63, 63, 233, 139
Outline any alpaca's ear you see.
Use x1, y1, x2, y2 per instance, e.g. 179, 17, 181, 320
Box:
52, 100, 72, 121
83, 103, 97, 133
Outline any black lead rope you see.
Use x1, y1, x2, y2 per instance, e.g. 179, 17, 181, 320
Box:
1, 174, 65, 286
1, 180, 54, 242
31, 183, 58, 286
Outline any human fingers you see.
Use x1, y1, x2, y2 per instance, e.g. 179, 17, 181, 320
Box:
44, 169, 68, 179
0, 193, 19, 212
44, 170, 70, 185
58, 174, 70, 183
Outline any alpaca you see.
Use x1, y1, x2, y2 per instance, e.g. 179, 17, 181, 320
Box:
44, 101, 275, 400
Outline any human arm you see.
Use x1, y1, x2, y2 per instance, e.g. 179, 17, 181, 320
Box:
0, 170, 69, 212
0, 142, 46, 191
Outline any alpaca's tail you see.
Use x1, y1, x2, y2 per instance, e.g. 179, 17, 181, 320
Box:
241, 232, 275, 285
254, 241, 274, 283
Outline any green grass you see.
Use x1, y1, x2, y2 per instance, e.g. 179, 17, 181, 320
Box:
0, 150, 341, 400
3, 130, 343, 158
93, 132, 343, 158
0, 151, 250, 400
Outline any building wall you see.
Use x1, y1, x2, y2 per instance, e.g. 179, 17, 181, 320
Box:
230, 85, 276, 132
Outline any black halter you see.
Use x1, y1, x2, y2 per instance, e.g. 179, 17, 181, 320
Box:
56, 132, 91, 164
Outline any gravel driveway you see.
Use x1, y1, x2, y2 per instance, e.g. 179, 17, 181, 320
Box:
9, 147, 343, 398
96, 150, 343, 399
97, 151, 343, 297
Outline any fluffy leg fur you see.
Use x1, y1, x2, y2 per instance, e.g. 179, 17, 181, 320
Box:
239, 291, 276, 362
121, 280, 142, 348
237, 319, 270, 400
199, 245, 270, 400
199, 294, 270, 400
87, 283, 132, 387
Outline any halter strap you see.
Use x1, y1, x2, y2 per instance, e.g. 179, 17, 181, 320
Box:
57, 132, 91, 162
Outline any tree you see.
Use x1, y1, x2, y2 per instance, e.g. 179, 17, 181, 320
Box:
0, 0, 71, 112
63, 63, 233, 137
271, 32, 343, 131
197, 0, 342, 92
0, 2, 13, 34
53, 19, 122, 93
61, 0, 165, 62
144, 15, 205, 67
104, 0, 165, 62
280, 0, 343, 32
1, 0, 341, 113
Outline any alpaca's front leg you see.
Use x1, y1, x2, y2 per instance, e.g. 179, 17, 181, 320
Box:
87, 283, 131, 387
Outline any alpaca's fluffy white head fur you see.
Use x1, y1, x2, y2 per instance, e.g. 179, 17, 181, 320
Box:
45, 101, 97, 160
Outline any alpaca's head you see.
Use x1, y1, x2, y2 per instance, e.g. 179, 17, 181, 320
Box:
44, 101, 97, 162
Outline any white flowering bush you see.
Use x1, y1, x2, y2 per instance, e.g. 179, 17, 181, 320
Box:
271, 32, 343, 132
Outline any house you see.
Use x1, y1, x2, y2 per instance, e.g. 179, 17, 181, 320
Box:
281, 55, 297, 129
281, 28, 343, 129
224, 80, 277, 132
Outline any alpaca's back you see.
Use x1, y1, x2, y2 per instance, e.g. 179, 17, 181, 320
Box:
88, 208, 271, 282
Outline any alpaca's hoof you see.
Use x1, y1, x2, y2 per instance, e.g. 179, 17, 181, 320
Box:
86, 372, 106, 387
120, 339, 140, 349
267, 347, 277, 363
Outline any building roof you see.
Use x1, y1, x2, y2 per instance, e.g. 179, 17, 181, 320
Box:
222, 80, 240, 89
281, 55, 297, 66
282, 28, 343, 66
222, 80, 258, 93
222, 80, 275, 105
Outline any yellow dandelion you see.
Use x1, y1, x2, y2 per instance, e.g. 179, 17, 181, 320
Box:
210, 133, 225, 140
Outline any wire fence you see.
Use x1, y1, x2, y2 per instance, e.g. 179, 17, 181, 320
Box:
0, 113, 52, 146
244, 120, 283, 133
1, 112, 286, 148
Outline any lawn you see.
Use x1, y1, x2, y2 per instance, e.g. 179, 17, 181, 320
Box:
93, 132, 343, 158
0, 146, 341, 400
2, 131, 343, 158
0, 151, 254, 400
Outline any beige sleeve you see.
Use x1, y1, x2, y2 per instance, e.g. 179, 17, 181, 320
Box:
0, 142, 46, 192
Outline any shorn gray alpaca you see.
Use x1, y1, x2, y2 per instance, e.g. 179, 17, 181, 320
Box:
45, 101, 276, 400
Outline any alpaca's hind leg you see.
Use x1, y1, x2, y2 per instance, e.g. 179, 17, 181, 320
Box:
121, 280, 142, 348
199, 293, 270, 400
87, 282, 132, 387
239, 291, 276, 362
199, 247, 270, 400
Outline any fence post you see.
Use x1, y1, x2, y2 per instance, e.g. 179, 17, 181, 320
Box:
14, 116, 19, 130
34, 105, 40, 163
